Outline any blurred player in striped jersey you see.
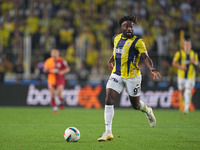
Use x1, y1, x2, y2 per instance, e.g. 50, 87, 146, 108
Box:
98, 15, 161, 141
172, 36, 199, 114
43, 49, 70, 114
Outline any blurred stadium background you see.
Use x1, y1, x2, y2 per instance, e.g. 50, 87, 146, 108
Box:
1, 1, 200, 149
0, 0, 200, 109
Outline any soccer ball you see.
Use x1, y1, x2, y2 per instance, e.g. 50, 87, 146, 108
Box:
64, 127, 80, 142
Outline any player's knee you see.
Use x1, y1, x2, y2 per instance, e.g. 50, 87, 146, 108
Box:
105, 99, 113, 105
132, 104, 140, 110
105, 89, 119, 105
105, 96, 114, 105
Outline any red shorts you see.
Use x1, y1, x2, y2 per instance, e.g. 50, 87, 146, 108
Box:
56, 78, 65, 87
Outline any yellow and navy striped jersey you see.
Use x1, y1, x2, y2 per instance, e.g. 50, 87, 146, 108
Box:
112, 33, 147, 78
173, 49, 199, 79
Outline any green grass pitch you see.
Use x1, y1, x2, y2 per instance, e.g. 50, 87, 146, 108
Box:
0, 107, 200, 150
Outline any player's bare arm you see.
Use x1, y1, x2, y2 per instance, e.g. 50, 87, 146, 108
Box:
172, 60, 187, 71
43, 66, 49, 73
108, 55, 114, 72
141, 52, 161, 80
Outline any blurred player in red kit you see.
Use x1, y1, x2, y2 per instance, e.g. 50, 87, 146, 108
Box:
43, 49, 70, 113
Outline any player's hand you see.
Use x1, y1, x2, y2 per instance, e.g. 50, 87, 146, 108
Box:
108, 63, 113, 72
150, 68, 162, 80
180, 65, 187, 71
191, 59, 198, 66
43, 68, 48, 74
58, 70, 64, 75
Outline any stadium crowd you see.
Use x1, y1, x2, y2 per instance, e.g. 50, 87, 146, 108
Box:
0, 0, 200, 83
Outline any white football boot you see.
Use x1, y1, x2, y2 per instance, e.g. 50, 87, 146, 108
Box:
98, 132, 114, 141
146, 107, 156, 127
183, 109, 189, 115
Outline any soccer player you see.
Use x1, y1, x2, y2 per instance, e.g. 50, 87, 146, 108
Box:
98, 15, 161, 141
172, 38, 199, 114
43, 49, 70, 114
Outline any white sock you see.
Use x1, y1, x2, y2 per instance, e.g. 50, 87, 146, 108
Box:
104, 105, 114, 133
53, 106, 58, 111
184, 89, 191, 112
140, 101, 150, 114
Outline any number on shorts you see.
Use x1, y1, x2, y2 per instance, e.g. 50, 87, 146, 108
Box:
133, 87, 140, 95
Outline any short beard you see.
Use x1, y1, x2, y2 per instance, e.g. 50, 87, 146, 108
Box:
125, 33, 133, 38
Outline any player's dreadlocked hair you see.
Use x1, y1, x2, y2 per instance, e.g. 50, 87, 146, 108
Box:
119, 15, 138, 26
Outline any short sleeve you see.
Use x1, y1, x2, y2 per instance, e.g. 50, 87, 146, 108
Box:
62, 60, 68, 67
44, 59, 49, 69
135, 38, 147, 53
173, 51, 180, 62
112, 34, 117, 43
